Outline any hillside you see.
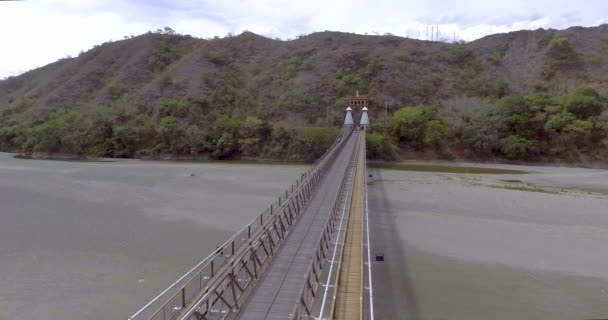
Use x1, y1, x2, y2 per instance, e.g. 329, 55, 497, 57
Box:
1, 26, 608, 162
3, 26, 608, 119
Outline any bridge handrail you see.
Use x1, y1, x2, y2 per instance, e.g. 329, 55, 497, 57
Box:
291, 129, 364, 319
175, 127, 354, 320
128, 126, 349, 320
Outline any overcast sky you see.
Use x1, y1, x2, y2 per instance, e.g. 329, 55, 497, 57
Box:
0, 0, 606, 78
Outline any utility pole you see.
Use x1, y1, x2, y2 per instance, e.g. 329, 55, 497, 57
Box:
431, 26, 434, 41
437, 25, 439, 42
426, 25, 429, 40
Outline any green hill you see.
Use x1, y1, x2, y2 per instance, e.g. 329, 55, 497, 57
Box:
1, 26, 607, 163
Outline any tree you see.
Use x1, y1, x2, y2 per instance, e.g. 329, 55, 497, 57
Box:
366, 132, 397, 160
159, 98, 188, 118
542, 34, 580, 80
447, 42, 475, 66
545, 111, 576, 134
268, 123, 294, 159
28, 109, 90, 155
158, 116, 186, 154
210, 116, 242, 159
547, 34, 577, 62
497, 95, 542, 139
461, 117, 501, 157
148, 35, 181, 72
492, 78, 510, 98
544, 111, 577, 157
238, 116, 271, 157
292, 127, 338, 162
525, 93, 556, 108
500, 135, 534, 160
389, 106, 435, 150
163, 27, 176, 35
0, 126, 18, 151
423, 119, 451, 149
563, 86, 606, 118
111, 114, 157, 158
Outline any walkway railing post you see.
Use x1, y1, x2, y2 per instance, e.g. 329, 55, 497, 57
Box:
129, 128, 354, 320
181, 288, 186, 308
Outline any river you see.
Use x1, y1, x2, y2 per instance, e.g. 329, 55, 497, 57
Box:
2, 152, 608, 319
0, 152, 305, 319
369, 162, 608, 320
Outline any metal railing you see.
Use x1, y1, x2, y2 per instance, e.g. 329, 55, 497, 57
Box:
129, 127, 352, 320
291, 130, 364, 319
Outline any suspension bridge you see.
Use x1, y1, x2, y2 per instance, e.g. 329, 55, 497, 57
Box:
129, 98, 388, 320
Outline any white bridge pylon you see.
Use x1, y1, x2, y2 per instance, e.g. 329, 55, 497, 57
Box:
344, 107, 354, 126
360, 107, 369, 128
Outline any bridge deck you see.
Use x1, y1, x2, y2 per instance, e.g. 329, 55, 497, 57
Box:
236, 131, 359, 320
333, 132, 365, 320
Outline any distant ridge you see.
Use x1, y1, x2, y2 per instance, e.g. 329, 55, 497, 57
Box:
1, 25, 607, 121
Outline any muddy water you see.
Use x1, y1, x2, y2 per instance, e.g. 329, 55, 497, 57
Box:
0, 153, 305, 320
369, 163, 608, 320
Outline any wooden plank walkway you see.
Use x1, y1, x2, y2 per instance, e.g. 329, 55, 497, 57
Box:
333, 131, 365, 320
236, 131, 360, 320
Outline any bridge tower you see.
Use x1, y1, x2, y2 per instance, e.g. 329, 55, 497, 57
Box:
344, 107, 354, 127
344, 91, 370, 128
360, 106, 370, 129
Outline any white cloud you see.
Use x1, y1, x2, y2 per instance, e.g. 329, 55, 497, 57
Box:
0, 1, 149, 77
1, 0, 607, 78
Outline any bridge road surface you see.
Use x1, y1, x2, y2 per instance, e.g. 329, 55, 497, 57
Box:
334, 130, 365, 320
236, 131, 360, 320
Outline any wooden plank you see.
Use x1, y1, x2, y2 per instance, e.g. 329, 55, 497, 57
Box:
334, 133, 366, 320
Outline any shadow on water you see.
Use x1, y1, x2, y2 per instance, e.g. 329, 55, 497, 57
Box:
12, 154, 114, 163
368, 169, 421, 320
12, 153, 309, 166
145, 158, 309, 166
370, 162, 529, 174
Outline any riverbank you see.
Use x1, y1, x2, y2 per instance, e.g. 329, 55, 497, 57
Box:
14, 149, 608, 172
12, 152, 310, 165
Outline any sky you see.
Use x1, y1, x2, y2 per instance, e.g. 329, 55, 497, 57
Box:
0, 0, 607, 78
